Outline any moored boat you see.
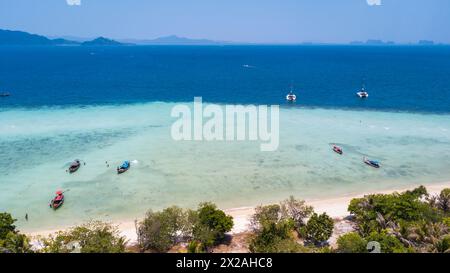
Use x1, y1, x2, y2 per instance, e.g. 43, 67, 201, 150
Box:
332, 145, 343, 155
50, 190, 64, 210
364, 157, 380, 168
286, 83, 297, 102
117, 160, 130, 174
356, 84, 369, 98
68, 159, 81, 173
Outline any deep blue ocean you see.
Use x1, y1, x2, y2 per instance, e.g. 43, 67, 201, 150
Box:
1, 45, 450, 113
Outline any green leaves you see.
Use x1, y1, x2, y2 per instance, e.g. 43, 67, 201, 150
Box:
0, 212, 32, 253
41, 221, 126, 253
303, 213, 334, 245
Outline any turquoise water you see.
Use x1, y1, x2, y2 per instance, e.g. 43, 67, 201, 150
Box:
1, 102, 450, 231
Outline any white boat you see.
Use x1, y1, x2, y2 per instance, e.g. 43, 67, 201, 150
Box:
286, 84, 297, 102
286, 91, 296, 102
356, 85, 369, 98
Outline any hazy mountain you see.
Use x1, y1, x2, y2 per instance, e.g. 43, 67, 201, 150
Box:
120, 35, 230, 45
81, 37, 126, 46
0, 29, 55, 45
0, 29, 127, 46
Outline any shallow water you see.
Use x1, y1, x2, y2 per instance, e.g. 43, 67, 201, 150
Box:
1, 102, 450, 231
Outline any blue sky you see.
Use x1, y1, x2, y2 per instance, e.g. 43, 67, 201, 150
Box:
0, 0, 449, 43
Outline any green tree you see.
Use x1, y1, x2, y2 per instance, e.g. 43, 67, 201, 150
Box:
250, 204, 281, 231
0, 212, 32, 253
303, 213, 334, 245
41, 221, 126, 253
249, 219, 307, 253
192, 202, 234, 248
336, 232, 367, 253
137, 206, 192, 252
366, 231, 409, 253
280, 196, 314, 229
438, 188, 450, 213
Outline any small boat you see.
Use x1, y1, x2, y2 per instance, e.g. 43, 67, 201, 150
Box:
68, 160, 81, 173
364, 157, 380, 168
117, 160, 130, 174
0, 92, 10, 97
50, 190, 64, 210
356, 84, 369, 98
332, 145, 343, 155
286, 83, 297, 102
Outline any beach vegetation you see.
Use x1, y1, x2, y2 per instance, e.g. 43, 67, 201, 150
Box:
136, 206, 193, 252
302, 213, 334, 245
191, 202, 234, 249
365, 231, 410, 253
136, 203, 233, 252
280, 196, 314, 229
249, 218, 305, 253
40, 221, 126, 253
336, 232, 367, 253
0, 212, 32, 253
347, 186, 450, 253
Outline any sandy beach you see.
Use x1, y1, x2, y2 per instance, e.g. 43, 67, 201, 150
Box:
27, 181, 450, 247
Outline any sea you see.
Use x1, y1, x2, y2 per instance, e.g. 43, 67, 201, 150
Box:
1, 45, 450, 231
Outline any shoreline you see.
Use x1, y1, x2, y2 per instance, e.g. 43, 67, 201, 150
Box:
27, 181, 450, 246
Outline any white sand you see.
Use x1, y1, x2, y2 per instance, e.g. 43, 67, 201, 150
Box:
28, 181, 450, 246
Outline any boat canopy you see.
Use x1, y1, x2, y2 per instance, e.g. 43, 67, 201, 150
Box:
120, 161, 130, 169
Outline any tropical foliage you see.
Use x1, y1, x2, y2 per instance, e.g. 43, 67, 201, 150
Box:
0, 212, 32, 253
40, 221, 127, 253
343, 186, 450, 253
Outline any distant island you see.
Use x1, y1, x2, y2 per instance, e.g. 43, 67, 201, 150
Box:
119, 35, 230, 45
0, 29, 445, 47
0, 29, 127, 46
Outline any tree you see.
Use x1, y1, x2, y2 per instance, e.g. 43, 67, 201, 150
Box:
249, 219, 307, 253
250, 204, 281, 231
0, 212, 32, 253
366, 231, 410, 253
302, 213, 334, 245
336, 232, 367, 253
41, 221, 126, 253
192, 202, 233, 248
0, 213, 16, 239
137, 206, 192, 252
438, 188, 450, 213
280, 196, 314, 229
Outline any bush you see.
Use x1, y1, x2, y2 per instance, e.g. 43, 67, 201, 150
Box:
280, 196, 314, 229
336, 232, 367, 253
438, 188, 450, 213
137, 206, 192, 252
366, 231, 410, 253
250, 204, 281, 231
348, 186, 440, 236
249, 219, 306, 253
0, 212, 32, 253
303, 213, 334, 245
192, 202, 234, 248
41, 221, 126, 253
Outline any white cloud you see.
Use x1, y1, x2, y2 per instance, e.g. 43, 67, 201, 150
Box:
66, 0, 81, 6
366, 0, 381, 6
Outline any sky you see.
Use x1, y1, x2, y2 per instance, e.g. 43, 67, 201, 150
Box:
0, 0, 449, 43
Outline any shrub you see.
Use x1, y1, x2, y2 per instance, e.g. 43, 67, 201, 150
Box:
336, 232, 367, 253
365, 231, 410, 253
280, 196, 314, 229
438, 188, 450, 213
137, 206, 192, 252
0, 212, 32, 253
303, 213, 334, 245
192, 202, 233, 248
41, 221, 126, 253
249, 219, 306, 253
